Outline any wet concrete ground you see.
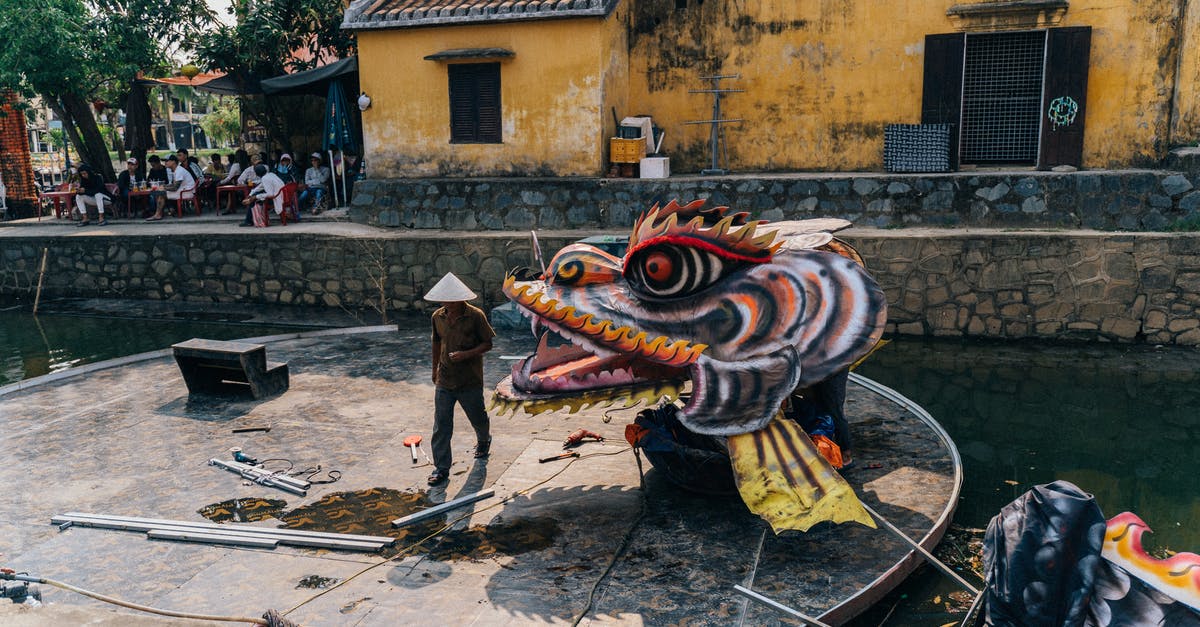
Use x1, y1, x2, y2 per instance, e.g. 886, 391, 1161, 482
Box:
0, 327, 956, 625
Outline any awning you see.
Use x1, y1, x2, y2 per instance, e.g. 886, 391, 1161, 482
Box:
423, 48, 515, 62
136, 72, 259, 96
260, 57, 359, 96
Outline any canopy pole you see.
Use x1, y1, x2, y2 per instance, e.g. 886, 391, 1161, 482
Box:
339, 150, 348, 208
327, 149, 339, 207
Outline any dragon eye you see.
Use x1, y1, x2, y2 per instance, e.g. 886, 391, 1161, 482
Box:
626, 244, 734, 298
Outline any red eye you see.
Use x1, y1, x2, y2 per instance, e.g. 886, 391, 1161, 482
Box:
643, 252, 673, 282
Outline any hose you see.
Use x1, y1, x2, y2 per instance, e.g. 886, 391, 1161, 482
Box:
1, 570, 292, 626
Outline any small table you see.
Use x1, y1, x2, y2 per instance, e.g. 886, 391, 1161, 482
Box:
126, 189, 153, 218
216, 185, 249, 213
39, 190, 76, 220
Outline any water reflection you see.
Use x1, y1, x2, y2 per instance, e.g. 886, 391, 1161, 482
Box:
0, 310, 296, 386
857, 337, 1200, 551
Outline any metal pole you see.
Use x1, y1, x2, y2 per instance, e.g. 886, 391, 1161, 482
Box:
860, 501, 981, 596
709, 76, 721, 172
391, 488, 495, 528
732, 585, 833, 627
339, 150, 348, 207
327, 149, 338, 207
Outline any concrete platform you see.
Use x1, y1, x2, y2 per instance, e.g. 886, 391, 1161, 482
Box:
0, 327, 958, 625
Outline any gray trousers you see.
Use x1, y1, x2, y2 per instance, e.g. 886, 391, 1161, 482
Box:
431, 386, 490, 473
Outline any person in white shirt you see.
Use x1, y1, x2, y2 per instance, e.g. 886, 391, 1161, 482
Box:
236, 153, 264, 187
239, 164, 284, 226
145, 155, 195, 221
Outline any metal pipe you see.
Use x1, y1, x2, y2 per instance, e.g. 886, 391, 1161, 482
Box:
54, 516, 388, 551
732, 585, 833, 627
148, 529, 278, 549
860, 502, 981, 596
53, 513, 394, 545
391, 489, 495, 528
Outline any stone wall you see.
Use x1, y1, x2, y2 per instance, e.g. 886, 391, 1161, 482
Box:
351, 168, 1200, 232
2, 229, 1200, 345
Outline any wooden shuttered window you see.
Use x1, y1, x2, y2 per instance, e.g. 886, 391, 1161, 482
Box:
921, 33, 965, 170
921, 27, 1091, 169
448, 63, 502, 144
1038, 27, 1091, 169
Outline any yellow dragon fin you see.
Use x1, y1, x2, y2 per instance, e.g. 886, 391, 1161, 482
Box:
727, 418, 875, 533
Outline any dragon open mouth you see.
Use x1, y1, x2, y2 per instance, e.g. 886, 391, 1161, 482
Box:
492, 275, 705, 415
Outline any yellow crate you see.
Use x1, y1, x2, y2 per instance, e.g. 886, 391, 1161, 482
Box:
609, 137, 645, 164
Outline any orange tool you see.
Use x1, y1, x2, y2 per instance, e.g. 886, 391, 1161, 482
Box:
403, 435, 430, 465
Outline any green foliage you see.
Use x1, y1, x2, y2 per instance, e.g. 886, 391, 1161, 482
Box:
46, 129, 67, 151
200, 98, 242, 147
197, 0, 355, 78
1165, 214, 1200, 232
0, 0, 95, 98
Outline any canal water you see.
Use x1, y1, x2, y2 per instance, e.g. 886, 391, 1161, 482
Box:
2, 307, 1197, 623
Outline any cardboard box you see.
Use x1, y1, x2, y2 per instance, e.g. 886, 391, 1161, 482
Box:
610, 137, 645, 164
639, 156, 669, 179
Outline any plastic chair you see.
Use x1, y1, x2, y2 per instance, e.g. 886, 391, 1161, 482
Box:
277, 183, 299, 225
173, 193, 201, 218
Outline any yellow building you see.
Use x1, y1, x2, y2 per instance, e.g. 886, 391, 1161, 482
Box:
344, 0, 1200, 176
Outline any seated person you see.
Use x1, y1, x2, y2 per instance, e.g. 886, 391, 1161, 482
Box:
73, 164, 110, 227
115, 157, 139, 216
144, 155, 170, 216
236, 153, 264, 187
273, 153, 298, 184
239, 164, 285, 227
204, 153, 225, 178
218, 150, 249, 215
145, 155, 196, 221
298, 152, 331, 213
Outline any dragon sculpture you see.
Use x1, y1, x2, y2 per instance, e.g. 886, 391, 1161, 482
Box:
493, 199, 887, 532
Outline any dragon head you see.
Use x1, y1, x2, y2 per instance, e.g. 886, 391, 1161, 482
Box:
493, 199, 887, 437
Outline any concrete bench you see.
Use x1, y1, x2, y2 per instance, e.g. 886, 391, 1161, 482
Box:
172, 338, 289, 399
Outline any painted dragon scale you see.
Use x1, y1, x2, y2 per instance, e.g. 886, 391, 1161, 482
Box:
493, 199, 888, 531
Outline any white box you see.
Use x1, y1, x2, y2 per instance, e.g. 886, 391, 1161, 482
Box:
640, 156, 669, 179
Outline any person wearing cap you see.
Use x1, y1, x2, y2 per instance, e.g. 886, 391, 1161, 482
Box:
145, 154, 196, 221
273, 153, 298, 184
425, 272, 495, 486
116, 157, 140, 218
298, 152, 331, 214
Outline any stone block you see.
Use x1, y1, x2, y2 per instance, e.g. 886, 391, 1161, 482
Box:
1162, 174, 1193, 196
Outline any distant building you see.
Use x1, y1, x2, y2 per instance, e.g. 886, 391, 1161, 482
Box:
344, 0, 1200, 176
0, 91, 39, 217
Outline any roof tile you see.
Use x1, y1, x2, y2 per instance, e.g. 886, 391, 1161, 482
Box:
343, 0, 618, 29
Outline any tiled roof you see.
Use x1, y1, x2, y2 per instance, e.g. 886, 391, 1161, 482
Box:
343, 0, 620, 30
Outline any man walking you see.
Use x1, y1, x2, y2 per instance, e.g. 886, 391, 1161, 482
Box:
425, 272, 494, 486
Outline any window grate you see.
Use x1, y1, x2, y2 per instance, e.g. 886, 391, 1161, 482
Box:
960, 31, 1046, 165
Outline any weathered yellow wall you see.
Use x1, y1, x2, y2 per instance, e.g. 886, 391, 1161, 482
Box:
357, 19, 613, 177
625, 0, 1191, 171
1170, 1, 1200, 144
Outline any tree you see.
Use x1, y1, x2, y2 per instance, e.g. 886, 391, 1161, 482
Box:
89, 0, 214, 177
0, 0, 116, 180
196, 0, 355, 152
200, 98, 242, 148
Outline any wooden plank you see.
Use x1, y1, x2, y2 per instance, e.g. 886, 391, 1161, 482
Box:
391, 489, 496, 528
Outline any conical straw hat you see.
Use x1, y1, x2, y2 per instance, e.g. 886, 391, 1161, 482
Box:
424, 272, 477, 302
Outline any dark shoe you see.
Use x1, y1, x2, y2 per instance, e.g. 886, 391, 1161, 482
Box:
144, 216, 162, 222
237, 222, 253, 227
96, 219, 108, 226
427, 469, 448, 485
474, 437, 492, 459
75, 221, 90, 227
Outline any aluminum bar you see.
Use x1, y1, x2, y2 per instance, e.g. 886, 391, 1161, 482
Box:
54, 516, 386, 551
391, 488, 495, 528
147, 529, 279, 549
860, 502, 981, 596
732, 585, 832, 627
54, 513, 395, 545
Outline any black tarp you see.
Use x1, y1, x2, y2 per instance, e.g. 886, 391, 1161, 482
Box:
260, 57, 358, 97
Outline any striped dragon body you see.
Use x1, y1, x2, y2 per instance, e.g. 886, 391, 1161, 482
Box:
494, 199, 888, 532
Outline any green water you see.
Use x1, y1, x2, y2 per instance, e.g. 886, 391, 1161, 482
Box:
853, 338, 1200, 625
0, 309, 297, 386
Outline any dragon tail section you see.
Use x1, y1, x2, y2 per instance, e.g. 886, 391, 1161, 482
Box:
727, 418, 875, 533
1104, 512, 1200, 610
